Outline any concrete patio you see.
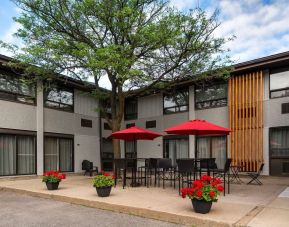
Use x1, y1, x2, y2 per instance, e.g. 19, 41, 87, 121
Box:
0, 175, 288, 227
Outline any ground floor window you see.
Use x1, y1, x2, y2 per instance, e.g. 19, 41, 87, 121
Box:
164, 136, 189, 166
44, 136, 74, 172
270, 127, 289, 176
196, 136, 227, 169
0, 134, 36, 176
101, 138, 113, 171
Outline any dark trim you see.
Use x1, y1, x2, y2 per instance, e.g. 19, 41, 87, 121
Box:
0, 128, 36, 136
44, 132, 74, 139
163, 89, 189, 115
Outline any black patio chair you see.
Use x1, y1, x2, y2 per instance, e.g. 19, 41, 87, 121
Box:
247, 163, 264, 185
82, 160, 98, 176
213, 158, 232, 196
145, 158, 159, 187
176, 159, 196, 194
156, 158, 175, 189
199, 158, 217, 176
113, 158, 127, 189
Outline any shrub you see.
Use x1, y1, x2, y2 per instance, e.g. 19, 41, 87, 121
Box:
181, 175, 224, 202
93, 172, 114, 188
42, 170, 66, 183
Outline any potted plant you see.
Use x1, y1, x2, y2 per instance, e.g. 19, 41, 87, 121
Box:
92, 172, 114, 197
42, 170, 66, 190
181, 175, 224, 214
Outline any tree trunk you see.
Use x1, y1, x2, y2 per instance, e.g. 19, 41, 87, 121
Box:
111, 119, 122, 159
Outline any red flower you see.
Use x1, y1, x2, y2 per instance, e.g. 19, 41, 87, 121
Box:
201, 175, 212, 182
103, 173, 111, 177
192, 180, 203, 188
214, 178, 222, 184
59, 173, 66, 179
196, 190, 203, 197
209, 191, 215, 197
217, 185, 224, 192
181, 188, 187, 198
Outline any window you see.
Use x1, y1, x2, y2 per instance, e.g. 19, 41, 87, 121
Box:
163, 90, 189, 114
81, 119, 92, 128
164, 136, 189, 166
44, 136, 74, 172
0, 70, 36, 104
196, 136, 227, 169
124, 98, 138, 120
270, 128, 289, 158
44, 83, 74, 111
195, 83, 227, 110
270, 69, 289, 98
0, 133, 36, 176
103, 122, 111, 130
146, 120, 156, 128
101, 138, 113, 171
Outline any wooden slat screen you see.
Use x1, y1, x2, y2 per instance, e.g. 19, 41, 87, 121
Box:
229, 71, 264, 171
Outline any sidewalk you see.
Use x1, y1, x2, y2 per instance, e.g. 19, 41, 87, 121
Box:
0, 175, 288, 227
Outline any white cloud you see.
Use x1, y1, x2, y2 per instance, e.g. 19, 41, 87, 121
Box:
0, 22, 22, 56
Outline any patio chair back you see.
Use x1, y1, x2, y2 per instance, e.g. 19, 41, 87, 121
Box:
176, 159, 195, 173
224, 158, 232, 173
82, 160, 93, 171
258, 163, 264, 174
114, 158, 127, 169
157, 158, 172, 170
147, 158, 158, 169
200, 158, 217, 169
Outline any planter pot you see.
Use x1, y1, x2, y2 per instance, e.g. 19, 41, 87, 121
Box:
95, 186, 112, 197
46, 182, 59, 190
191, 199, 212, 214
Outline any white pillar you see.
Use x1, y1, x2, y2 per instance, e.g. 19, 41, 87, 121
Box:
36, 80, 44, 175
189, 85, 196, 158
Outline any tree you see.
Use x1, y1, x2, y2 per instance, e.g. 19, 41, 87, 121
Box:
1, 0, 232, 158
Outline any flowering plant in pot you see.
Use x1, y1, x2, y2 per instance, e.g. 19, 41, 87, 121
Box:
42, 171, 66, 190
92, 172, 114, 197
181, 175, 224, 214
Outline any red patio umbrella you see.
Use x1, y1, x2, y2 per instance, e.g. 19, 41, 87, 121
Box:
164, 119, 231, 135
109, 126, 162, 141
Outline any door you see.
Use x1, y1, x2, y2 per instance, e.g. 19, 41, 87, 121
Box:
270, 127, 289, 176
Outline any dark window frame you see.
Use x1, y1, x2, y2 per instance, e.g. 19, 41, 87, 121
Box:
44, 135, 74, 173
146, 120, 156, 128
81, 118, 93, 128
163, 89, 189, 115
0, 70, 36, 105
44, 83, 74, 112
0, 132, 37, 176
195, 83, 228, 110
163, 135, 189, 160
270, 69, 289, 99
124, 98, 138, 120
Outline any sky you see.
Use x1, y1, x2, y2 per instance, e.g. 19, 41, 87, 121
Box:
1, 0, 289, 88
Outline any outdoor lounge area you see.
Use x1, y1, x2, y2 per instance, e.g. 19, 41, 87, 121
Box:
0, 175, 288, 227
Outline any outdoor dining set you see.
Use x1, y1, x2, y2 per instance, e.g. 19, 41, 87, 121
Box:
84, 119, 264, 196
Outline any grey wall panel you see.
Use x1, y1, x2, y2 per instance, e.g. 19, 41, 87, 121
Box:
0, 100, 36, 131
74, 89, 99, 117
138, 93, 163, 118
195, 106, 229, 127
264, 97, 289, 127
163, 112, 189, 128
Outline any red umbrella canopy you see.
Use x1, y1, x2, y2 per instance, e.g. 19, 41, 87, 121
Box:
109, 126, 162, 141
164, 119, 231, 136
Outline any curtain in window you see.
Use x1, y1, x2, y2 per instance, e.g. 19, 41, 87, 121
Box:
197, 136, 227, 169
197, 137, 210, 158
44, 137, 58, 171
125, 141, 136, 158
0, 135, 16, 176
17, 136, 36, 174
59, 139, 73, 172
270, 128, 289, 157
212, 137, 227, 169
164, 138, 189, 166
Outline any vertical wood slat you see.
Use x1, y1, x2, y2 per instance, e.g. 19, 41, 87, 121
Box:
229, 71, 264, 171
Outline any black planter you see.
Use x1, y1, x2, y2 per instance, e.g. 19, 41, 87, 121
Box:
95, 186, 112, 197
46, 182, 59, 190
191, 199, 212, 214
